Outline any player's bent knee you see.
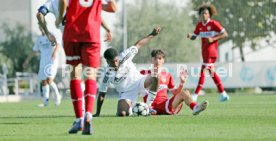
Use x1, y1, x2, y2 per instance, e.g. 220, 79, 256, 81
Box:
117, 99, 131, 117
181, 89, 191, 98
117, 111, 128, 117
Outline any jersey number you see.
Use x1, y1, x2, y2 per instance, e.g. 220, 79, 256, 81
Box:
79, 0, 94, 7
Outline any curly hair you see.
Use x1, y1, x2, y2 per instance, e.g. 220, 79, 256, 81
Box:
198, 4, 218, 17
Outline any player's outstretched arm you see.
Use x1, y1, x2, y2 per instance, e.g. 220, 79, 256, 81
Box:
102, 0, 117, 13
171, 70, 188, 95
93, 92, 106, 117
135, 27, 161, 49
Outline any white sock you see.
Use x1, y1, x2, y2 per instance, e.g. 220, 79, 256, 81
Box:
49, 81, 60, 99
42, 85, 50, 104
146, 90, 157, 107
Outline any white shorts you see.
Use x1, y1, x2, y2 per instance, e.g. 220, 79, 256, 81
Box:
118, 76, 146, 105
38, 64, 58, 80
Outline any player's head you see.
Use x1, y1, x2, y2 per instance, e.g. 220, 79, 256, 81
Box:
151, 49, 165, 68
198, 4, 217, 21
104, 48, 120, 69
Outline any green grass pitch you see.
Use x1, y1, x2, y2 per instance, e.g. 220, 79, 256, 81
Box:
0, 93, 276, 141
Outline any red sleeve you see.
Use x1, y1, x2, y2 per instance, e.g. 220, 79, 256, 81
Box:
168, 74, 175, 89
193, 22, 201, 35
213, 20, 224, 33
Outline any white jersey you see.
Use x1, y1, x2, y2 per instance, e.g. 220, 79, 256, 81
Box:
33, 35, 58, 68
99, 46, 144, 93
43, 0, 59, 18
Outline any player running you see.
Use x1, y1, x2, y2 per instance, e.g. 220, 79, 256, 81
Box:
94, 27, 162, 117
141, 49, 208, 115
23, 24, 62, 107
58, 0, 117, 135
187, 4, 230, 102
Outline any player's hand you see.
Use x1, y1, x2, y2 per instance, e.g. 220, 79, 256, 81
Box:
149, 27, 161, 36
104, 31, 112, 42
187, 33, 192, 39
207, 37, 214, 43
179, 69, 188, 84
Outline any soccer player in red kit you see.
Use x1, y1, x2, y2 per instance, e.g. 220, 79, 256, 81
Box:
58, 0, 117, 135
187, 4, 230, 102
141, 49, 208, 115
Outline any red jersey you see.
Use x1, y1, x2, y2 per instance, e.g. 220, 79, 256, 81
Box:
63, 0, 102, 43
193, 19, 224, 60
140, 70, 175, 105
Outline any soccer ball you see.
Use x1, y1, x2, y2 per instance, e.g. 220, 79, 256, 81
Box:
132, 102, 150, 116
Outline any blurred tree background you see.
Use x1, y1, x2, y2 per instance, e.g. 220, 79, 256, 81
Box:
0, 23, 38, 77
192, 0, 276, 61
110, 0, 201, 64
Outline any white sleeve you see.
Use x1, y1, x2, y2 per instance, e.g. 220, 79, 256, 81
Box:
119, 46, 138, 64
99, 68, 110, 93
32, 37, 40, 52
43, 0, 51, 11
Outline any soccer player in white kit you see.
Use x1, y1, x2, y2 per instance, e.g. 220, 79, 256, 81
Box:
23, 24, 62, 106
94, 27, 161, 117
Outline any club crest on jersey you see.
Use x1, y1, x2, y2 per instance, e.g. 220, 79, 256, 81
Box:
207, 26, 211, 31
130, 48, 138, 54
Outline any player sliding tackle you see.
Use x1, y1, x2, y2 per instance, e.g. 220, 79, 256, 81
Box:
141, 49, 208, 115
94, 27, 161, 117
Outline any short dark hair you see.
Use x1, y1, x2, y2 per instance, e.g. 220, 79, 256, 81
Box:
104, 48, 119, 60
198, 4, 217, 17
151, 49, 165, 58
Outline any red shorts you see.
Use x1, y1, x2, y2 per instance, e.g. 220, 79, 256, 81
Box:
64, 42, 101, 67
202, 57, 217, 68
146, 96, 183, 115
203, 57, 217, 64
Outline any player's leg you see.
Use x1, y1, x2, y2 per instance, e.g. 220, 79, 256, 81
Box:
39, 80, 50, 107
172, 89, 196, 111
144, 75, 159, 107
68, 64, 84, 134
81, 43, 101, 135
208, 57, 229, 102
192, 65, 207, 101
117, 99, 132, 117
47, 78, 61, 106
64, 42, 83, 134
171, 89, 208, 115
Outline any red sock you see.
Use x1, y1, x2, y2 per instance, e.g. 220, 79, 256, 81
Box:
84, 79, 97, 114
70, 80, 83, 118
195, 67, 205, 94
212, 72, 224, 93
189, 102, 197, 110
